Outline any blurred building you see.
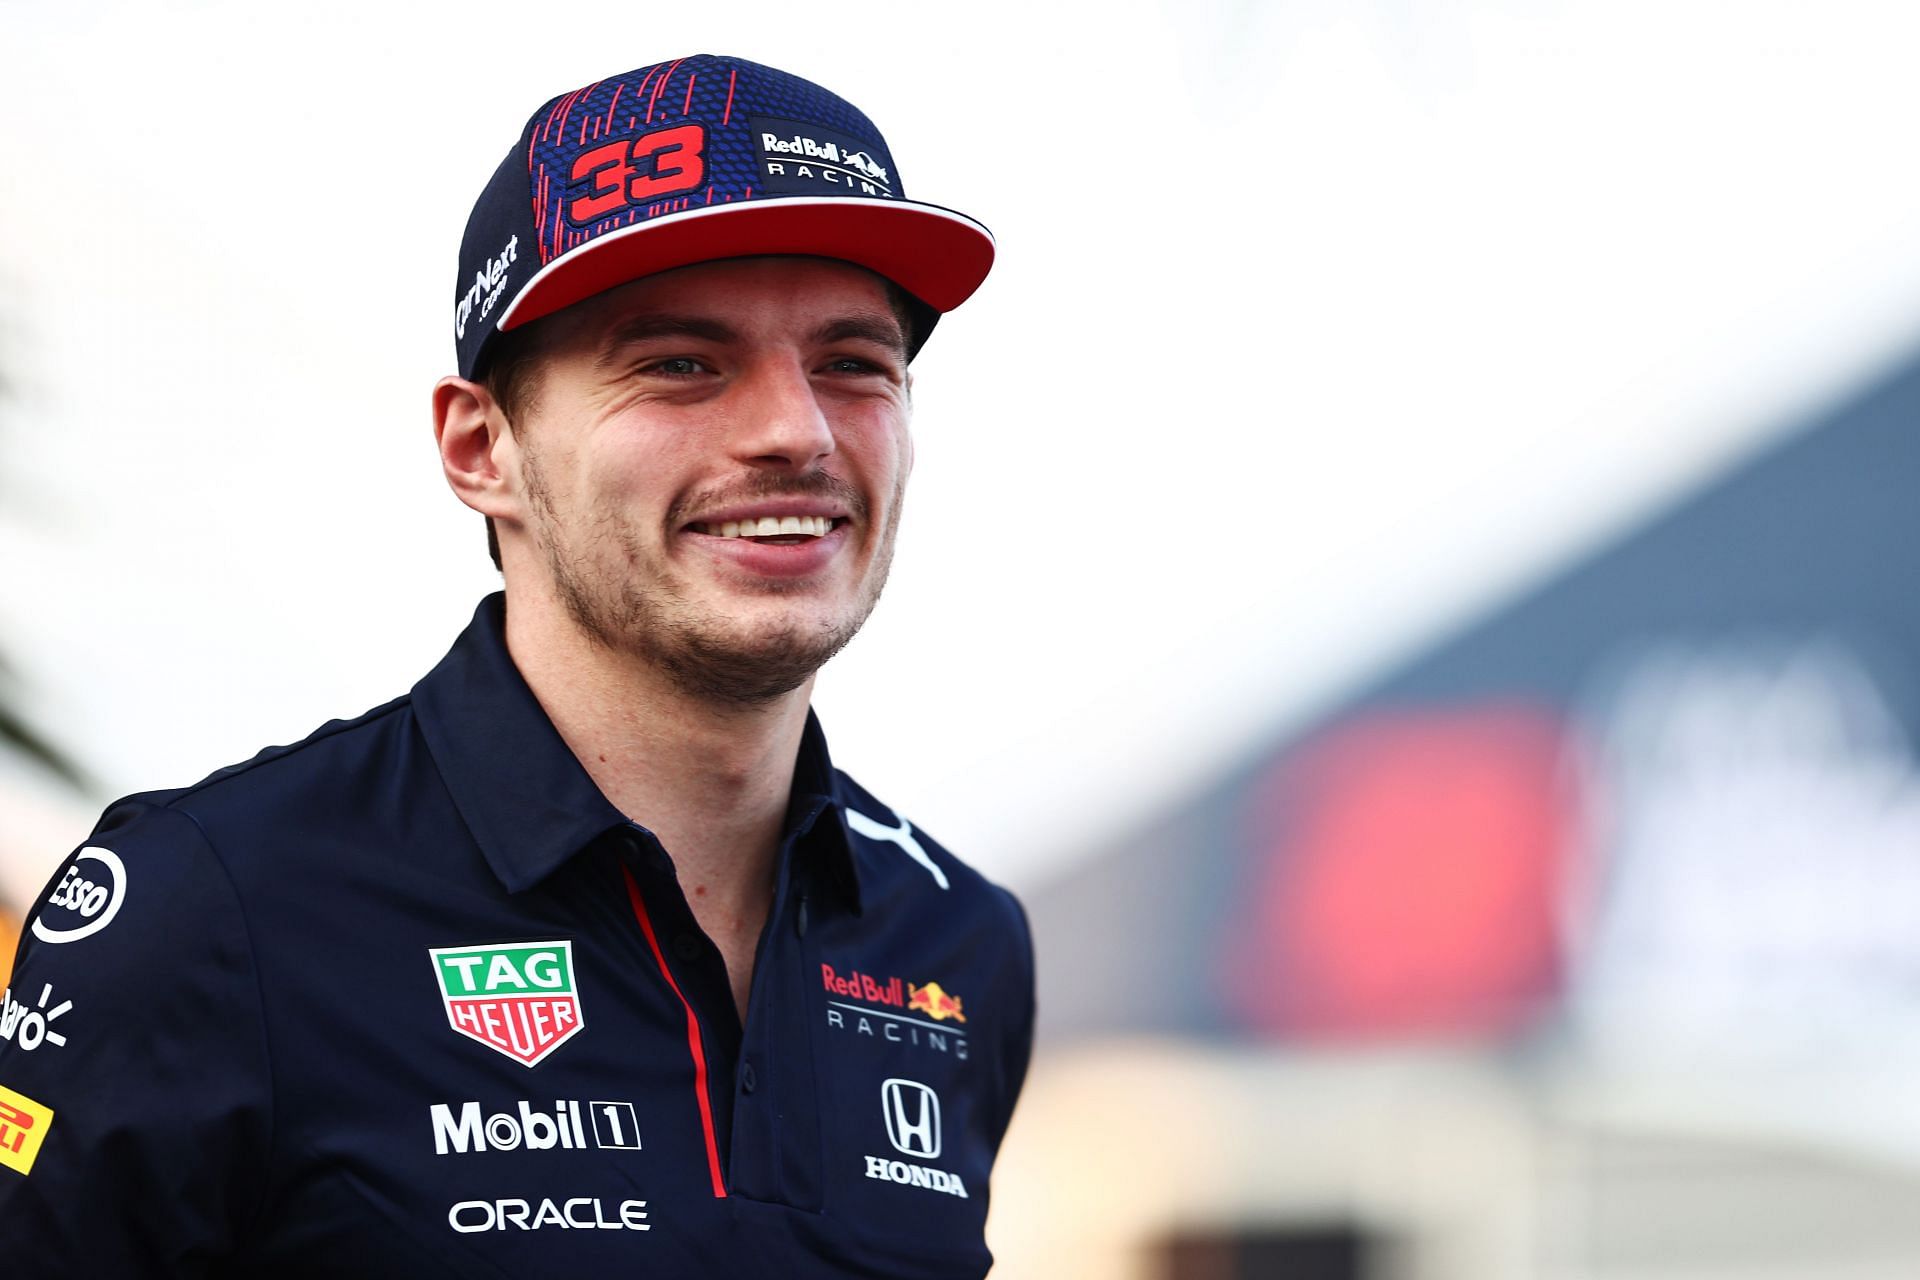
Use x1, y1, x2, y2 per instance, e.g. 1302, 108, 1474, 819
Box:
993, 351, 1920, 1280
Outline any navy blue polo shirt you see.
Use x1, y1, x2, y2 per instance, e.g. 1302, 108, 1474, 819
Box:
0, 595, 1035, 1277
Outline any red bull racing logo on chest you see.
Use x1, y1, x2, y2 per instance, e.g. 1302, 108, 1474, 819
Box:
430, 942, 584, 1067
821, 963, 971, 1060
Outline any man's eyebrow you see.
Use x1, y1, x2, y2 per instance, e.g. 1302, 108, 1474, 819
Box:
812, 313, 908, 358
594, 315, 741, 369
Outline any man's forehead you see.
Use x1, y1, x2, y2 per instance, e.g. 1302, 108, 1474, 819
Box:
501, 259, 910, 377
562, 256, 900, 340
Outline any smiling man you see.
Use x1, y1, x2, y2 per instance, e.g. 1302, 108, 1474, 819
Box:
0, 56, 1034, 1277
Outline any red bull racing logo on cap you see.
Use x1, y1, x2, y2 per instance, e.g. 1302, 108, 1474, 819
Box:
751, 115, 896, 198
431, 942, 584, 1067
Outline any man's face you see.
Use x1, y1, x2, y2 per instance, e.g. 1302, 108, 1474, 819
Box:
502, 256, 915, 704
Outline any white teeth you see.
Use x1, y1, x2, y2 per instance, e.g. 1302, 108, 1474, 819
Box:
696, 515, 835, 539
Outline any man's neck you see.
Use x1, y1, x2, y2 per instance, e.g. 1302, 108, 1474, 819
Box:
501, 585, 810, 976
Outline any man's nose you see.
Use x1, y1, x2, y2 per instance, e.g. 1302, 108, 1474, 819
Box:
728, 358, 836, 470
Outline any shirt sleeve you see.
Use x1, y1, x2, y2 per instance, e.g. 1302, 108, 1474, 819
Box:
0, 800, 272, 1276
988, 886, 1037, 1153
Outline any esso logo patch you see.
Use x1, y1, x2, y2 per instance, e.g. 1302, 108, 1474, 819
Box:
32, 847, 127, 944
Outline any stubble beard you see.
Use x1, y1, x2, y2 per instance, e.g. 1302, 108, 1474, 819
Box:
524, 450, 902, 706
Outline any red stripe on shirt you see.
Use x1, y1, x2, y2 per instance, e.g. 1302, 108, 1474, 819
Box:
622, 866, 727, 1198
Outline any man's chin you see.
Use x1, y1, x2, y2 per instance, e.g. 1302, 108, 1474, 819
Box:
543, 542, 889, 704
649, 620, 857, 706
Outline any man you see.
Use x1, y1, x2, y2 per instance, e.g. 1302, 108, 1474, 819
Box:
0, 54, 1034, 1277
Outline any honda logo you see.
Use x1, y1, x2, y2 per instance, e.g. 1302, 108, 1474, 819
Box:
880, 1078, 941, 1159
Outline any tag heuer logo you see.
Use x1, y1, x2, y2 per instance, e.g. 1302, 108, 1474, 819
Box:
430, 941, 584, 1067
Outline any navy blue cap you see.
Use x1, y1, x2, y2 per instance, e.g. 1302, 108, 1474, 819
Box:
453, 54, 994, 378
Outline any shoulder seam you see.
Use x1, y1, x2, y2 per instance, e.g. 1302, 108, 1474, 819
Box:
158, 802, 281, 1236
158, 695, 413, 806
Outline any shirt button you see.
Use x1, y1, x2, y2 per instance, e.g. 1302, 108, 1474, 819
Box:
672, 933, 702, 962
741, 1063, 757, 1094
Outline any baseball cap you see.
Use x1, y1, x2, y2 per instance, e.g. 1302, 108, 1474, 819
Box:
453, 54, 994, 379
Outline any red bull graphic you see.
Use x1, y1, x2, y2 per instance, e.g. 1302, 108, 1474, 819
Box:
751, 115, 897, 198
820, 965, 967, 1023
821, 963, 970, 1059
907, 982, 966, 1024
839, 150, 889, 183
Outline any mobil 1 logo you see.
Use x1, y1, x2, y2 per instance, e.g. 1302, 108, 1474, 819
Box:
431, 1099, 641, 1155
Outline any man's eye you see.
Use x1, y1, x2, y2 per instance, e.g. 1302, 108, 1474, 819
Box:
825, 357, 884, 376
646, 357, 707, 377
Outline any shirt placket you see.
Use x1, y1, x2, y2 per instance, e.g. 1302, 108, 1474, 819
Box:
615, 826, 738, 1198
614, 818, 826, 1212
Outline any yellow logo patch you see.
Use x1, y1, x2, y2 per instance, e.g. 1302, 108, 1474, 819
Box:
0, 1083, 53, 1176
907, 981, 966, 1023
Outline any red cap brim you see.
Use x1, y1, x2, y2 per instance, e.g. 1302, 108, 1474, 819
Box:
498, 196, 994, 333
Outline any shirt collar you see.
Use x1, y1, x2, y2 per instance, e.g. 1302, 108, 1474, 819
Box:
412, 593, 862, 908
791, 706, 865, 915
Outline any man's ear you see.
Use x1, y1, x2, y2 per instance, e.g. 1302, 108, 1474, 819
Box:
432, 376, 518, 521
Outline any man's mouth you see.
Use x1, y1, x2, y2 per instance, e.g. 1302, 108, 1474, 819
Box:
690, 515, 845, 545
